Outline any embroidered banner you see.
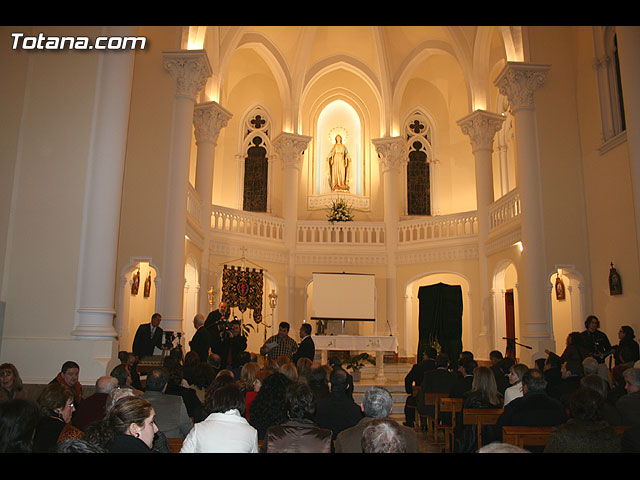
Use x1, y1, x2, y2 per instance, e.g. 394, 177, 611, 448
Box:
222, 266, 263, 321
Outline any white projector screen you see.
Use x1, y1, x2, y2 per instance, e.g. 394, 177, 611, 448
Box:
311, 272, 375, 321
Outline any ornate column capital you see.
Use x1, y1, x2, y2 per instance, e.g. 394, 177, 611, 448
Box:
494, 62, 550, 112
163, 49, 212, 102
272, 132, 312, 170
193, 101, 233, 145
457, 110, 505, 153
372, 136, 407, 174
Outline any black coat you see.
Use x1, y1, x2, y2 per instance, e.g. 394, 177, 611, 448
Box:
132, 323, 164, 358
189, 327, 212, 363
292, 336, 315, 364
314, 391, 364, 440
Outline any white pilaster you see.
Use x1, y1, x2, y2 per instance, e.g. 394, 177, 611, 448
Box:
161, 50, 212, 334
73, 26, 137, 338
495, 62, 551, 362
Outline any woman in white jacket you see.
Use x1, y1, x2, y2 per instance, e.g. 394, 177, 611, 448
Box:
180, 382, 258, 453
503, 363, 529, 407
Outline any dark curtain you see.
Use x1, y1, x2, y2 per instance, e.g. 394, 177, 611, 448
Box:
417, 283, 463, 369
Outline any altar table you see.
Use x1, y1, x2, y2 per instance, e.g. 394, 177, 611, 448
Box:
312, 335, 398, 382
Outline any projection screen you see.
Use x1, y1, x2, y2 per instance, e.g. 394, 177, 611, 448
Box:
310, 272, 375, 321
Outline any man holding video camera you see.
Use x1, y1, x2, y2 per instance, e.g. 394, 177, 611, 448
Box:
219, 318, 248, 370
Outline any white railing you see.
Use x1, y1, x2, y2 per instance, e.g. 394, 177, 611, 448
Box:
187, 184, 201, 224
210, 205, 285, 242
297, 221, 386, 246
489, 188, 521, 231
398, 211, 477, 244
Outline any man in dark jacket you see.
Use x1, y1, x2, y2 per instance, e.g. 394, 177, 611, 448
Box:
314, 368, 363, 440
403, 347, 436, 427
132, 313, 165, 358
417, 353, 457, 419
189, 313, 212, 364
292, 323, 315, 364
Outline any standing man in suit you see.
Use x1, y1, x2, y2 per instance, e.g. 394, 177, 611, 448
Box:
132, 313, 165, 359
292, 323, 315, 364
189, 313, 212, 363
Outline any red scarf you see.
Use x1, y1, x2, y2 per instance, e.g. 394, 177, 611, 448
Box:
55, 372, 83, 405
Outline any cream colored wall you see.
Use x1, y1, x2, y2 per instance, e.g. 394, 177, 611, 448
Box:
0, 26, 119, 382
115, 26, 181, 346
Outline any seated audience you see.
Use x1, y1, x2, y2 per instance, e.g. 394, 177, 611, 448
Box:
498, 368, 567, 428
336, 386, 418, 453
118, 351, 142, 390
614, 326, 640, 366
49, 360, 83, 407
477, 442, 530, 453
279, 361, 299, 383
110, 364, 143, 395
488, 351, 512, 395
57, 438, 107, 453
239, 362, 261, 421
141, 368, 193, 439
315, 367, 363, 440
361, 418, 407, 453
72, 375, 118, 431
180, 382, 258, 453
544, 387, 621, 453
0, 398, 40, 453
261, 382, 332, 453
0, 363, 26, 402
182, 351, 201, 386
580, 374, 621, 426
165, 366, 206, 423
295, 357, 314, 383
249, 372, 292, 440
503, 363, 528, 407
328, 356, 354, 398
547, 360, 583, 410
307, 366, 330, 402
417, 353, 457, 420
456, 366, 502, 453
190, 362, 218, 404
86, 396, 157, 453
450, 359, 477, 398
33, 382, 84, 452
616, 367, 640, 426
403, 348, 437, 427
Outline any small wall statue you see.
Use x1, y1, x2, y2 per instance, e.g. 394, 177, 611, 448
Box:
609, 262, 622, 296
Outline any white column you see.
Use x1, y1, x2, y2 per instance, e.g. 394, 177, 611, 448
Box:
616, 27, 640, 269
495, 62, 551, 361
458, 110, 505, 357
272, 132, 311, 325
161, 50, 212, 334
193, 101, 232, 314
73, 26, 136, 338
373, 137, 407, 341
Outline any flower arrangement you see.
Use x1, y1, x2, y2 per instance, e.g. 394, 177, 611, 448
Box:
327, 198, 354, 224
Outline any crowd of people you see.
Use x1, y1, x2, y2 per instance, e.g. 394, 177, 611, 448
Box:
404, 315, 640, 453
2, 309, 640, 454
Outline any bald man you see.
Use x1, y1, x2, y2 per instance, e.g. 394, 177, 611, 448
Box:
73, 376, 118, 431
189, 313, 212, 363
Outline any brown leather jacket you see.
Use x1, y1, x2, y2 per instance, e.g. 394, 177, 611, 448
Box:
261, 419, 332, 453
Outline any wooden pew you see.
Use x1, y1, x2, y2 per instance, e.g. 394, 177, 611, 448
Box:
502, 425, 632, 450
463, 408, 504, 451
440, 397, 464, 453
167, 437, 184, 453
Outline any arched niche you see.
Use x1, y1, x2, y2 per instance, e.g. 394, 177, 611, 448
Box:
548, 265, 586, 355
491, 260, 520, 357
118, 258, 160, 353
404, 271, 472, 359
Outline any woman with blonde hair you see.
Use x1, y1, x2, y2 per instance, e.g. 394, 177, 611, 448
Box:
279, 362, 298, 383
504, 363, 529, 406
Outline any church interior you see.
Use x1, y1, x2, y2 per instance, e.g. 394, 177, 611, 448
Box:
1, 25, 639, 391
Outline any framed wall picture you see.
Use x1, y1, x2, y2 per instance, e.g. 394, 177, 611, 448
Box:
555, 275, 566, 301
609, 262, 622, 295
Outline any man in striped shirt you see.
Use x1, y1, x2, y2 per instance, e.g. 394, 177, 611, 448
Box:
260, 322, 298, 361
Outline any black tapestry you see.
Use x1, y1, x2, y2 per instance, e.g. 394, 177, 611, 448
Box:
417, 283, 463, 369
222, 266, 264, 322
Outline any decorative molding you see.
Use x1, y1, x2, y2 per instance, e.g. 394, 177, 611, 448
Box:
457, 110, 505, 153
272, 132, 312, 170
193, 101, 233, 145
396, 244, 478, 264
372, 137, 407, 173
486, 227, 521, 256
163, 50, 212, 101
295, 252, 388, 266
494, 62, 550, 112
307, 192, 370, 211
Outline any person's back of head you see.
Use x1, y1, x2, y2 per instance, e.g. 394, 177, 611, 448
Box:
207, 382, 245, 415
569, 387, 604, 422
361, 418, 406, 453
582, 357, 599, 376
0, 398, 39, 453
425, 347, 438, 360
580, 374, 608, 399
95, 376, 118, 394
435, 353, 450, 369
145, 368, 169, 392
522, 368, 547, 393
110, 364, 130, 388
489, 350, 503, 364
329, 367, 348, 393
362, 386, 393, 418
285, 382, 315, 421
462, 359, 478, 376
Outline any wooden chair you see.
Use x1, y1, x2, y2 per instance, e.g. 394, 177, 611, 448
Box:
405, 386, 422, 432
167, 437, 184, 453
423, 392, 450, 443
439, 397, 464, 453
462, 408, 504, 451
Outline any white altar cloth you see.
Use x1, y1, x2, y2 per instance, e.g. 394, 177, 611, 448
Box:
312, 335, 398, 381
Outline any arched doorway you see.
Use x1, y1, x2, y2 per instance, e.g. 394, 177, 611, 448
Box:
118, 259, 159, 353
491, 260, 520, 358
404, 272, 472, 360
548, 265, 586, 355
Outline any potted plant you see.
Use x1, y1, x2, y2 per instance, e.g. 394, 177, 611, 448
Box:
327, 197, 354, 224
343, 352, 375, 382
